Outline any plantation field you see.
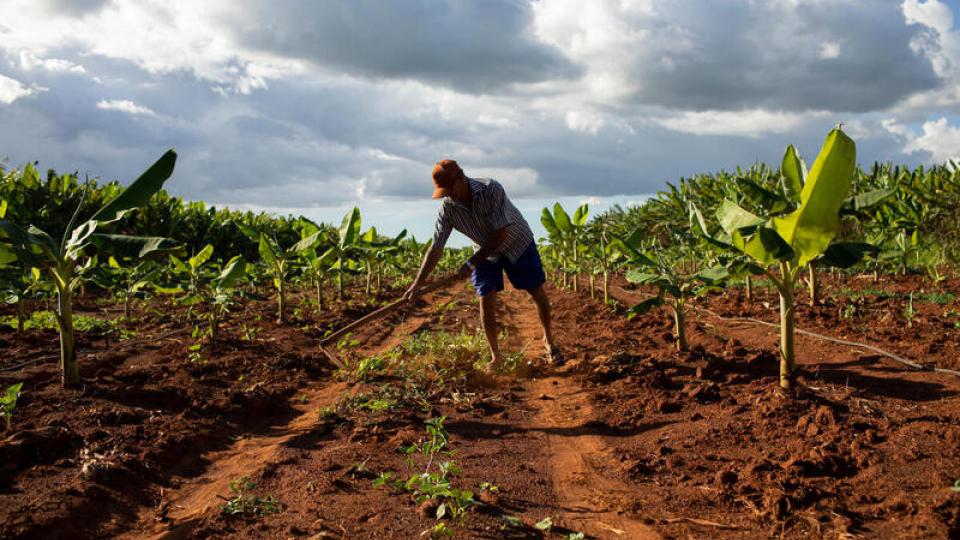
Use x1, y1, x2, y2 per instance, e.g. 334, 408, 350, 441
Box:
2, 273, 959, 539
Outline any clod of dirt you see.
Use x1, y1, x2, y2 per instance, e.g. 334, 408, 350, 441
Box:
80, 449, 126, 484
417, 499, 441, 518
715, 469, 738, 486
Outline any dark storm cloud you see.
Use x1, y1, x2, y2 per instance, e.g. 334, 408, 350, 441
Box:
628, 1, 940, 112
222, 0, 580, 93
41, 0, 110, 17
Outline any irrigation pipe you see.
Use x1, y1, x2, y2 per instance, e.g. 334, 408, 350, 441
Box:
615, 286, 960, 379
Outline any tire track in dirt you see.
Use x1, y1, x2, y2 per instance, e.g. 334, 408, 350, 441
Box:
120, 286, 465, 539
125, 381, 349, 540
528, 377, 660, 539
499, 288, 661, 539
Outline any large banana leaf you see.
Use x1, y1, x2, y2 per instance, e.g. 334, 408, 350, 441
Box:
716, 200, 764, 236
842, 188, 893, 214
732, 226, 794, 264
89, 234, 183, 260
189, 244, 215, 269
552, 203, 572, 233
780, 144, 806, 203
258, 233, 280, 265
772, 128, 856, 266
215, 255, 247, 288
339, 207, 361, 248
572, 204, 589, 226
291, 230, 324, 254
818, 241, 879, 268
91, 150, 177, 223
540, 208, 559, 238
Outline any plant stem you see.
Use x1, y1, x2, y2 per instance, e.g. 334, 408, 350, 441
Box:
603, 271, 609, 304
277, 275, 286, 323
315, 277, 324, 314
808, 264, 819, 306
778, 262, 796, 390
673, 302, 688, 352
16, 298, 25, 334
745, 274, 753, 301
56, 286, 78, 388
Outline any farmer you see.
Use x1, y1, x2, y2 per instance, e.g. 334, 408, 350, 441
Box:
402, 159, 561, 368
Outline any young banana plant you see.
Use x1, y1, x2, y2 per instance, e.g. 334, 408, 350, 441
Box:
615, 230, 726, 351
256, 230, 323, 323
93, 257, 165, 320
707, 127, 866, 388
0, 267, 47, 333
0, 150, 179, 387
358, 226, 407, 294
541, 203, 588, 291
167, 245, 248, 341
319, 207, 365, 298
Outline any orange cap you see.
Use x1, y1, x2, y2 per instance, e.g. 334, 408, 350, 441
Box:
431, 159, 462, 199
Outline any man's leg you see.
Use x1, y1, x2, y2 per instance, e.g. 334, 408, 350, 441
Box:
525, 285, 556, 356
479, 291, 504, 365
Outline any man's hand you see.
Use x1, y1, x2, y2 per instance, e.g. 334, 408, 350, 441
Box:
457, 261, 475, 280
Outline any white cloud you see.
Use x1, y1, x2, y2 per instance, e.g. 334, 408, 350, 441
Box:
887, 116, 960, 163
96, 99, 156, 116
0, 73, 42, 104
898, 0, 960, 113
468, 166, 540, 197
657, 109, 828, 137
820, 41, 842, 59
903, 0, 954, 34
564, 110, 605, 135
17, 51, 86, 73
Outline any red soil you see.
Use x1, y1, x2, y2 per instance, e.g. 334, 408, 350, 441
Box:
1, 274, 959, 539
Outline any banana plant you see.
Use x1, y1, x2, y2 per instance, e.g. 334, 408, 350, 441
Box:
293, 218, 336, 314
586, 228, 620, 304
358, 226, 407, 294
0, 150, 178, 387
319, 207, 365, 298
708, 127, 863, 388
166, 245, 248, 341
541, 203, 588, 291
92, 257, 164, 320
256, 230, 323, 322
1, 267, 47, 333
616, 230, 726, 351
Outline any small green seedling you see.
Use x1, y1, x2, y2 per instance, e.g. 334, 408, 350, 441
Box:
219, 476, 280, 517
534, 516, 554, 531
1, 383, 23, 430
904, 292, 915, 328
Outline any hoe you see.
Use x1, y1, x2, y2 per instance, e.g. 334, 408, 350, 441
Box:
318, 273, 464, 369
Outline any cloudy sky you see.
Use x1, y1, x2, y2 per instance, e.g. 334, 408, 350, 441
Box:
1, 0, 959, 241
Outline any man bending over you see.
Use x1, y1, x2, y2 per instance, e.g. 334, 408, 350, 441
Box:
402, 159, 561, 368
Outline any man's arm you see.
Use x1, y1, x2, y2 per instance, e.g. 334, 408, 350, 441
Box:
467, 225, 510, 267
403, 209, 452, 301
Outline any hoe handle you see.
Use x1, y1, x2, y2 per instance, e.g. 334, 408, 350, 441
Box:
320, 273, 463, 345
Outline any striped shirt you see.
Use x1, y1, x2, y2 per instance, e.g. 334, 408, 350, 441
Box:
432, 177, 534, 263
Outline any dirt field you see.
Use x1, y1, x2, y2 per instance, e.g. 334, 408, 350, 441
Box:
2, 275, 959, 539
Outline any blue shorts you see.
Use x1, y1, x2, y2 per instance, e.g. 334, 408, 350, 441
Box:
471, 242, 546, 297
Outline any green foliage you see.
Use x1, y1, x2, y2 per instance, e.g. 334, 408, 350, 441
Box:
707, 128, 859, 388
165, 244, 248, 341
375, 417, 478, 535
1, 383, 23, 431
219, 477, 280, 517
0, 150, 179, 387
